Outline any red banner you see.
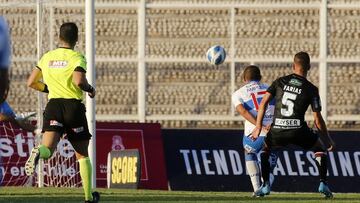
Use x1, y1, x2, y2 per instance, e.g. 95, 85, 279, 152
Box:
0, 122, 168, 190
96, 122, 167, 190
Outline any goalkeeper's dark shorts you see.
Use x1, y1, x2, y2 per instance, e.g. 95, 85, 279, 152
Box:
42, 98, 91, 141
266, 125, 318, 150
0, 69, 9, 104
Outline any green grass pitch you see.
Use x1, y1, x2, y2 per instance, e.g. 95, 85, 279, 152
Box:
1, 187, 360, 203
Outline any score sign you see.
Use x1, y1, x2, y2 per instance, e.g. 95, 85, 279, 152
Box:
107, 149, 141, 189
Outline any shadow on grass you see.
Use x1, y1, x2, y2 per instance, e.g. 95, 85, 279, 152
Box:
0, 194, 352, 203
101, 195, 354, 202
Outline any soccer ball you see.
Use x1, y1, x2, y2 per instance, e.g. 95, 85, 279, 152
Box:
206, 45, 226, 65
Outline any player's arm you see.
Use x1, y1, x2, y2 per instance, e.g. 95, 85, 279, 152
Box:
313, 112, 335, 151
252, 92, 273, 139
311, 88, 335, 151
0, 105, 35, 133
72, 68, 95, 98
9, 115, 36, 132
231, 92, 257, 125
27, 67, 49, 93
235, 104, 257, 125
0, 113, 9, 121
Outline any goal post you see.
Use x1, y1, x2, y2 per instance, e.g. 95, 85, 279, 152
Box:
85, 0, 96, 189
36, 0, 44, 188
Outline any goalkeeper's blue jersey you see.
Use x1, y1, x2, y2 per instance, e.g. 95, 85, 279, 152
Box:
0, 16, 10, 69
0, 101, 14, 117
0, 16, 13, 117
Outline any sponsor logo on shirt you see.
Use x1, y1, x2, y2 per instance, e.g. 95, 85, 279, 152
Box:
72, 126, 84, 133
289, 78, 303, 87
274, 118, 301, 127
49, 120, 63, 127
48, 60, 68, 68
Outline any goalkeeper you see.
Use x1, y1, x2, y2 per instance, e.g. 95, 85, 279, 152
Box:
0, 16, 35, 132
25, 22, 99, 203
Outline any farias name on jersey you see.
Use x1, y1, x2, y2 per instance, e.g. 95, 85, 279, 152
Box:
283, 85, 302, 94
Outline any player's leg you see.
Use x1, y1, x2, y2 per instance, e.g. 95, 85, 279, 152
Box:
70, 137, 99, 203
297, 127, 333, 198
256, 149, 279, 196
258, 147, 271, 192
65, 100, 99, 203
255, 131, 283, 196
244, 133, 277, 197
268, 151, 278, 187
25, 99, 63, 176
245, 152, 261, 194
243, 136, 261, 193
25, 131, 61, 176
70, 139, 99, 203
312, 139, 333, 198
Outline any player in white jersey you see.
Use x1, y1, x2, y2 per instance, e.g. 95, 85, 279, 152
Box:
231, 65, 276, 196
0, 16, 35, 132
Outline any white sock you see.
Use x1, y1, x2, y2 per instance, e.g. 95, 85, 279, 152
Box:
246, 160, 261, 192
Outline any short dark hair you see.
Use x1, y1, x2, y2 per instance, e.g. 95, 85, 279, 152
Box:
294, 51, 311, 71
59, 22, 78, 46
243, 65, 262, 81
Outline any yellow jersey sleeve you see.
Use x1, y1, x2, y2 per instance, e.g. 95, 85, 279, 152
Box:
72, 53, 87, 72
36, 54, 46, 70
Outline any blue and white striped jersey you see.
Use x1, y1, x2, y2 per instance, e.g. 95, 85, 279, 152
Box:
232, 81, 275, 136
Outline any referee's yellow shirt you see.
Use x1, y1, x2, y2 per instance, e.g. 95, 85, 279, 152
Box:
37, 47, 86, 100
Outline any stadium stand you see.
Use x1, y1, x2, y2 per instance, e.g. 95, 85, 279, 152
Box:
328, 8, 360, 58
1, 2, 359, 129
328, 64, 360, 115
148, 0, 321, 3
235, 9, 319, 58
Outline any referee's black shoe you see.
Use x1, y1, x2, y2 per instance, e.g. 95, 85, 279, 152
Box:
85, 191, 100, 203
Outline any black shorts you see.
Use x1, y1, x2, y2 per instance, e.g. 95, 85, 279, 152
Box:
266, 125, 318, 150
43, 98, 91, 141
0, 69, 9, 103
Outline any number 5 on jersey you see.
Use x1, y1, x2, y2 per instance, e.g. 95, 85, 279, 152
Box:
281, 92, 297, 117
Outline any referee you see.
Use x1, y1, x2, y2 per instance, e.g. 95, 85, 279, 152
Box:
26, 22, 99, 203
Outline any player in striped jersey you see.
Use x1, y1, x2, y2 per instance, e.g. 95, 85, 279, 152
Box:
231, 65, 277, 197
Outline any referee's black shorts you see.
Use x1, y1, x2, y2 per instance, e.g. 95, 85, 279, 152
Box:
266, 125, 318, 150
42, 98, 91, 141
